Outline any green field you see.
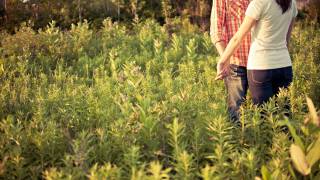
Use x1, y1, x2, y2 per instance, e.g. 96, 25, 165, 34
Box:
0, 19, 319, 179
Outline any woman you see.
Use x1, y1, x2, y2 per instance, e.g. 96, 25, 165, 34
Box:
216, 0, 298, 106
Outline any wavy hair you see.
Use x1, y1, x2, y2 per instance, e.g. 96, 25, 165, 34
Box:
276, 0, 292, 13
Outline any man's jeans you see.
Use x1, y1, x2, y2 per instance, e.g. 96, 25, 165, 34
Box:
224, 64, 248, 123
247, 66, 293, 106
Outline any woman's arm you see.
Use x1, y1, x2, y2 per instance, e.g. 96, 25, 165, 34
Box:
215, 16, 256, 80
286, 19, 295, 49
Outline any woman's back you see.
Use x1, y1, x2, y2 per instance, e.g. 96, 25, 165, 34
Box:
246, 0, 298, 69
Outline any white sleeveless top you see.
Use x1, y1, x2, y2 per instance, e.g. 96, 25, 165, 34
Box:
245, 0, 298, 70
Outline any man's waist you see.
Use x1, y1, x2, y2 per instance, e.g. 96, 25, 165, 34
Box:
229, 64, 247, 70
230, 55, 248, 64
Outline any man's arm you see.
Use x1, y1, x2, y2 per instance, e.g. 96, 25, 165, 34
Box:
210, 0, 227, 56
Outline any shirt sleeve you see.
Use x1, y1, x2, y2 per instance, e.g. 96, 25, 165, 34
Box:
292, 0, 298, 18
210, 0, 227, 44
245, 0, 266, 20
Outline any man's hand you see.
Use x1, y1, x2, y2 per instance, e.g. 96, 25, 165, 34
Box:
215, 59, 230, 80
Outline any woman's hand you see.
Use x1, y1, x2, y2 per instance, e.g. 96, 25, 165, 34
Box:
215, 58, 230, 80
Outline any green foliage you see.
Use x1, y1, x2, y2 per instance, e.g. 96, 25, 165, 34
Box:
206, 117, 236, 177
2, 0, 320, 32
0, 19, 319, 179
288, 97, 320, 178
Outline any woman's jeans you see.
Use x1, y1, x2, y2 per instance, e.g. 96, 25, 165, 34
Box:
247, 66, 293, 106
224, 64, 248, 123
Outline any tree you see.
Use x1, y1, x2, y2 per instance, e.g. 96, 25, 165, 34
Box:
306, 0, 320, 22
0, 0, 7, 22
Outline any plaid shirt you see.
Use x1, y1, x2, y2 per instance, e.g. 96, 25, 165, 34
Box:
210, 0, 251, 67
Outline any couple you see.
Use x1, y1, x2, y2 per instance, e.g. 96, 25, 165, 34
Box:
210, 0, 298, 123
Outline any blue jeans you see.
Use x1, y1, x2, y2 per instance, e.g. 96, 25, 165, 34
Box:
224, 64, 248, 123
247, 66, 293, 105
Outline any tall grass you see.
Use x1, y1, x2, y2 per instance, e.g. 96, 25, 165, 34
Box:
0, 19, 319, 179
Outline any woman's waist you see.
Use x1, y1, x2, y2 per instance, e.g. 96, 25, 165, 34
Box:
250, 40, 288, 51
247, 52, 292, 70
249, 45, 290, 57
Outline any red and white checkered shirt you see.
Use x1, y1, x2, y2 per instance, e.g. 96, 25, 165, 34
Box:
210, 0, 251, 67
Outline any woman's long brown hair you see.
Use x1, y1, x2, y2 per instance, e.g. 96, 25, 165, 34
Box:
276, 0, 292, 13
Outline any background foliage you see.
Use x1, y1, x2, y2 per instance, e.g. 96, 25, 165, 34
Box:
0, 0, 319, 32
0, 18, 319, 179
0, 0, 319, 179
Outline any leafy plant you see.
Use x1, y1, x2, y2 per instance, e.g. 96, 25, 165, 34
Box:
0, 19, 319, 179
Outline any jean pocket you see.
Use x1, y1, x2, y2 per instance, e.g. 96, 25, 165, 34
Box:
229, 65, 238, 77
229, 65, 247, 78
249, 70, 272, 84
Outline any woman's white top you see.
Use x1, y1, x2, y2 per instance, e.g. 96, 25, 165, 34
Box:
245, 0, 298, 70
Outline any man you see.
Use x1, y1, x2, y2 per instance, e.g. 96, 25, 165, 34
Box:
210, 0, 251, 124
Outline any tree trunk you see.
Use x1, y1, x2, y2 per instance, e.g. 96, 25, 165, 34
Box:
0, 0, 7, 25
0, 0, 6, 16
78, 0, 82, 22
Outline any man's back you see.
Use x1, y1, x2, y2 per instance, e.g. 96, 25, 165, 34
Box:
210, 0, 251, 67
210, 0, 251, 123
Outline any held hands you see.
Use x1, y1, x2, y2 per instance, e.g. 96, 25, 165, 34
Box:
215, 58, 230, 80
